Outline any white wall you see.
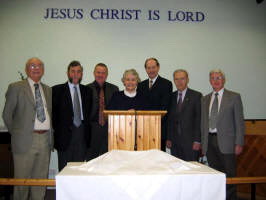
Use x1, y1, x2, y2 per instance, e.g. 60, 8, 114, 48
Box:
0, 0, 265, 127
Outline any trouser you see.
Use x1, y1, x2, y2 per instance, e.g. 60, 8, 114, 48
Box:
207, 134, 237, 200
13, 132, 50, 200
58, 124, 86, 171
86, 122, 108, 161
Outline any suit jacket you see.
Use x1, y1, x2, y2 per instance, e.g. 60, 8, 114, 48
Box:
167, 88, 202, 149
138, 75, 173, 139
2, 79, 53, 154
138, 76, 173, 110
52, 82, 92, 151
87, 81, 118, 121
201, 89, 245, 154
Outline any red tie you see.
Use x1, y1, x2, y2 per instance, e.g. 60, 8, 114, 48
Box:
99, 87, 105, 126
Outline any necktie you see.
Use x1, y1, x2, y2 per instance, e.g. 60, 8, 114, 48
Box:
73, 86, 82, 127
99, 87, 105, 126
34, 83, 46, 122
209, 92, 219, 129
177, 92, 182, 112
149, 80, 153, 89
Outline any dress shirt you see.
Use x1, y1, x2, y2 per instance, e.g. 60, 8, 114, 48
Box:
27, 78, 50, 130
209, 88, 224, 133
176, 88, 188, 103
149, 75, 159, 87
68, 82, 84, 120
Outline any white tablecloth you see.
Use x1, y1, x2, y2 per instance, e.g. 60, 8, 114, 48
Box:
56, 150, 225, 200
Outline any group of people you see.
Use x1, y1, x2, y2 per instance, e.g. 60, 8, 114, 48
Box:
2, 57, 244, 200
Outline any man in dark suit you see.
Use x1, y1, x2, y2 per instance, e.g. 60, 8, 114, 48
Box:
166, 69, 202, 161
2, 57, 53, 200
86, 63, 118, 160
52, 61, 92, 171
138, 57, 172, 151
201, 69, 245, 200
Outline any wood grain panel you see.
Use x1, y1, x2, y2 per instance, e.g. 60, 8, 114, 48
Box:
237, 120, 266, 197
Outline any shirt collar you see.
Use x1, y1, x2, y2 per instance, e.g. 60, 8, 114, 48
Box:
124, 89, 137, 97
93, 80, 106, 89
149, 75, 159, 84
27, 77, 40, 86
212, 88, 224, 96
68, 81, 79, 89
178, 87, 188, 95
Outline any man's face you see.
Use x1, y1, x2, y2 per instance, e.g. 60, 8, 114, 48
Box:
174, 71, 189, 91
145, 59, 160, 79
209, 72, 225, 92
94, 66, 108, 86
67, 65, 83, 85
25, 58, 44, 82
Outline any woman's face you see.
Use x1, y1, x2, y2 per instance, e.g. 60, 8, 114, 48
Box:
124, 73, 138, 92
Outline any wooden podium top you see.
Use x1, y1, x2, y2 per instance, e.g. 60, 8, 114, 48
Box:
103, 110, 167, 116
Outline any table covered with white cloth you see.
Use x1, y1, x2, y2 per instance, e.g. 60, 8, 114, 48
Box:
56, 150, 225, 200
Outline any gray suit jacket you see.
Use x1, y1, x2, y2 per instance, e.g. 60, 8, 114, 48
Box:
2, 79, 53, 153
201, 89, 245, 154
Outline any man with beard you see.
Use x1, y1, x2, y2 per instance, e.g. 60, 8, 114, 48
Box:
52, 61, 92, 171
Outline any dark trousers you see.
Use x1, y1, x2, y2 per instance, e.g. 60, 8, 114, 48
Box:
86, 122, 108, 161
171, 144, 199, 161
58, 124, 86, 171
207, 134, 237, 200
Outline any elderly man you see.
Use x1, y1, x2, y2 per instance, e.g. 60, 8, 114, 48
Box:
86, 63, 118, 160
138, 58, 173, 151
201, 69, 245, 200
167, 69, 202, 161
2, 57, 53, 200
52, 61, 92, 170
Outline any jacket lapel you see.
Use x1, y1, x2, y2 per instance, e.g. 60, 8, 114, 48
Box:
64, 82, 74, 113
205, 93, 212, 115
218, 89, 229, 119
180, 88, 191, 113
24, 80, 35, 106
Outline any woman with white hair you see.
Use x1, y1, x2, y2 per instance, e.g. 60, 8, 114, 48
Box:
108, 69, 147, 110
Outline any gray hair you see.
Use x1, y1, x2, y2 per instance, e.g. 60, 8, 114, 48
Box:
209, 69, 225, 80
121, 69, 141, 83
173, 69, 189, 79
25, 57, 44, 69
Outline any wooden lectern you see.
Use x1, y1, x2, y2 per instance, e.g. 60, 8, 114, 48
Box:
103, 110, 167, 151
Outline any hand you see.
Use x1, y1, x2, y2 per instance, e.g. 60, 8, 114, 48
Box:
166, 140, 172, 148
235, 144, 243, 156
192, 142, 201, 151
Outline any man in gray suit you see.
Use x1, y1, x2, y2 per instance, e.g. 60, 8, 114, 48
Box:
2, 57, 53, 200
201, 69, 245, 200
86, 63, 118, 160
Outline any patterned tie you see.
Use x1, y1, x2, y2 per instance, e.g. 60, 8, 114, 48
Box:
177, 92, 182, 112
73, 86, 82, 127
149, 79, 153, 89
34, 83, 46, 122
209, 92, 219, 129
99, 87, 105, 126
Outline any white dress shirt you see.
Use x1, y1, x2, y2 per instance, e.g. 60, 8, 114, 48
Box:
68, 82, 84, 120
28, 78, 50, 130
209, 88, 224, 133
176, 87, 188, 103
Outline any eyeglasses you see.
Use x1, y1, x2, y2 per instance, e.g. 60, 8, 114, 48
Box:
29, 65, 42, 69
210, 77, 223, 81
